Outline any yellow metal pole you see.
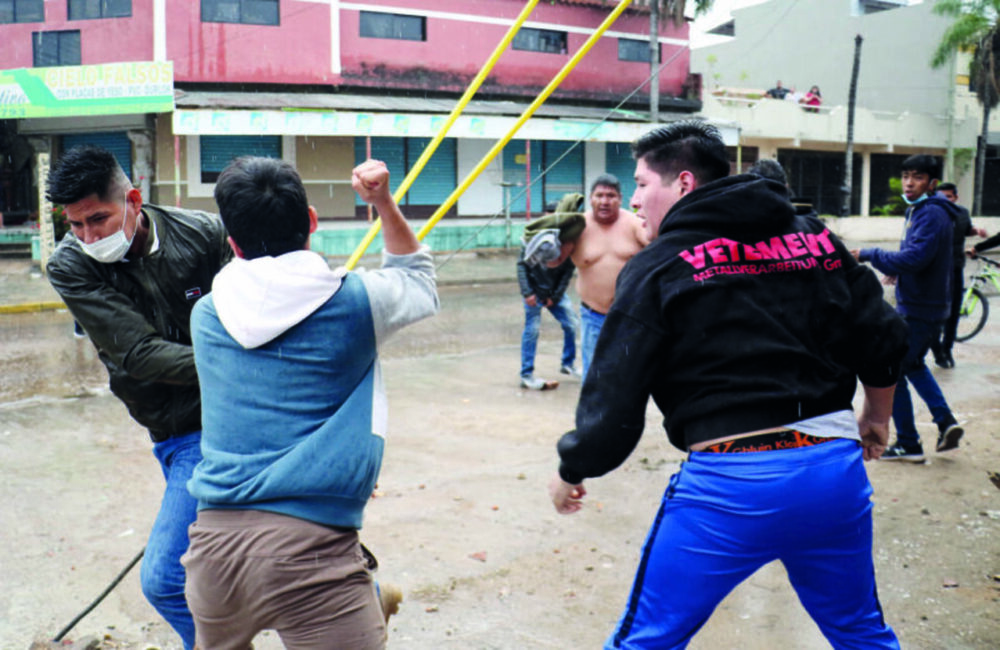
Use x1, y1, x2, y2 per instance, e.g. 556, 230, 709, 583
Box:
345, 0, 541, 270
416, 0, 634, 242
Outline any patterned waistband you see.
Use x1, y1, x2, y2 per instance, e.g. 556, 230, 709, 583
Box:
701, 429, 835, 454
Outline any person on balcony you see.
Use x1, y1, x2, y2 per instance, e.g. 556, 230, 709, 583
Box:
800, 86, 822, 112
765, 80, 790, 99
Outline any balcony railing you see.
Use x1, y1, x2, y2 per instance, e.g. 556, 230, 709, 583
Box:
701, 88, 970, 150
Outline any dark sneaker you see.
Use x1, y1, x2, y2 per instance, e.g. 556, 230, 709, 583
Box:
881, 442, 926, 463
936, 422, 964, 452
931, 347, 955, 368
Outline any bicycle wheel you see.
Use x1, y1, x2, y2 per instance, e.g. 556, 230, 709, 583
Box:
956, 287, 989, 342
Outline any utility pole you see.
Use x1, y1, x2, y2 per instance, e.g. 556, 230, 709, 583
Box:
945, 49, 957, 182
650, 2, 660, 122
842, 34, 862, 217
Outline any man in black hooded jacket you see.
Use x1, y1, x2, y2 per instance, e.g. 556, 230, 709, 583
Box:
549, 121, 907, 648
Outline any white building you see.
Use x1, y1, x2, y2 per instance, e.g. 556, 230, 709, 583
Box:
692, 0, 999, 215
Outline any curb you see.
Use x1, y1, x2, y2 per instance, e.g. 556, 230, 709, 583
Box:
0, 301, 66, 314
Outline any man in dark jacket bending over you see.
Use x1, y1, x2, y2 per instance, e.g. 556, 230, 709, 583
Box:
46, 145, 231, 649
549, 121, 907, 648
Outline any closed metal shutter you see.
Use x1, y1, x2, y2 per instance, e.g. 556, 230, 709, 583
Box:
543, 140, 584, 207
62, 132, 132, 178
502, 139, 543, 215
201, 135, 281, 175
355, 137, 406, 206
606, 142, 636, 205
406, 137, 456, 207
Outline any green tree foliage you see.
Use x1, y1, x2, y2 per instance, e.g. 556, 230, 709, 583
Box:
871, 177, 906, 217
932, 0, 1000, 215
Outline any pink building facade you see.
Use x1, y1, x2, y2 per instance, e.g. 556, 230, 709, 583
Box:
1, 0, 705, 226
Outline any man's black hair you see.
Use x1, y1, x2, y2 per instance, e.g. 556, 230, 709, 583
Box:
545, 200, 558, 213
631, 120, 730, 185
46, 145, 131, 205
214, 156, 310, 260
901, 154, 942, 180
748, 158, 788, 186
590, 173, 621, 197
937, 182, 958, 194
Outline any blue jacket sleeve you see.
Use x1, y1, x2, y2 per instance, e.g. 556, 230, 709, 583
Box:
859, 205, 949, 276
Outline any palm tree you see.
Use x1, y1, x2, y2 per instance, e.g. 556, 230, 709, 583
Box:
932, 0, 1000, 215
630, 1, 715, 121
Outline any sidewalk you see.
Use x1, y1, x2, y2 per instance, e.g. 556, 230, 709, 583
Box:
0, 249, 523, 312
0, 259, 63, 313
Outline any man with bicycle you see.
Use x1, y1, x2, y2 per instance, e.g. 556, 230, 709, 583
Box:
852, 155, 965, 462
932, 183, 987, 368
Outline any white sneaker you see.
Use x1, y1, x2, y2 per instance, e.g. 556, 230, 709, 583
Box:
560, 365, 582, 379
520, 376, 558, 390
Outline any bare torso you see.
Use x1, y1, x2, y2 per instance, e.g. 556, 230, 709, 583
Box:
571, 209, 647, 314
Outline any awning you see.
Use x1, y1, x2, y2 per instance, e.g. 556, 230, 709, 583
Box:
172, 90, 737, 145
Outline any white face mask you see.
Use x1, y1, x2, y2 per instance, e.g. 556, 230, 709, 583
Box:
80, 197, 136, 263
901, 193, 930, 206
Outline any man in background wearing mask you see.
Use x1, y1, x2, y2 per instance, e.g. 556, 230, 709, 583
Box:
45, 145, 231, 649
853, 154, 964, 463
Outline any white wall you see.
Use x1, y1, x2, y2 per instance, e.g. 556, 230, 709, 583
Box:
827, 216, 1000, 240
456, 138, 505, 217
584, 140, 607, 200
693, 0, 951, 115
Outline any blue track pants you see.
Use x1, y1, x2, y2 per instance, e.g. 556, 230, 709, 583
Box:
607, 439, 899, 650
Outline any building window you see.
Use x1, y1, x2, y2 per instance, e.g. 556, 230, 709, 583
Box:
854, 0, 908, 15
33, 31, 82, 67
200, 135, 281, 183
618, 38, 660, 63
202, 0, 279, 26
512, 27, 567, 54
359, 11, 425, 41
68, 0, 131, 20
0, 0, 44, 23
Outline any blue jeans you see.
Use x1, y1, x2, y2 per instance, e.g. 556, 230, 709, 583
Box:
521, 293, 578, 378
894, 317, 953, 449
141, 431, 201, 650
608, 440, 898, 649
580, 303, 607, 377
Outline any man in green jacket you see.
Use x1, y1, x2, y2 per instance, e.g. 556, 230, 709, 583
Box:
46, 145, 231, 649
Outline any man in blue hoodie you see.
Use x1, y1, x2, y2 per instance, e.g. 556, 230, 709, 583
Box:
854, 155, 964, 462
183, 157, 438, 648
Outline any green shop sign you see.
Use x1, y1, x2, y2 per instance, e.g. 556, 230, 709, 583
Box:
0, 61, 174, 119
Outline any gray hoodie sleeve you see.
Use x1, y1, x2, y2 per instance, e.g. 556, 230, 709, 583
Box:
357, 244, 440, 348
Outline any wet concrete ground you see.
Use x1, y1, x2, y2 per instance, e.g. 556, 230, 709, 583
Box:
1, 249, 999, 649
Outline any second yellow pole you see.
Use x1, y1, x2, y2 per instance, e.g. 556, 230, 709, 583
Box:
345, 0, 541, 270
416, 0, 634, 242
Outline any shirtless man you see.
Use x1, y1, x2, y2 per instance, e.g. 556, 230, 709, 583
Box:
559, 174, 648, 375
